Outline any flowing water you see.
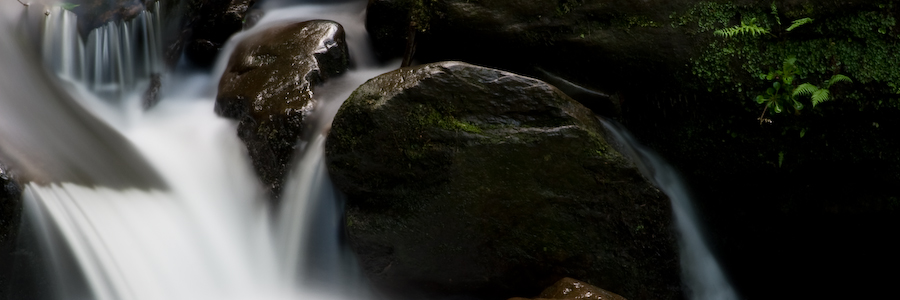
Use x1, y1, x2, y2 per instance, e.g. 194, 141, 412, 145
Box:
1, 0, 736, 299
601, 120, 738, 300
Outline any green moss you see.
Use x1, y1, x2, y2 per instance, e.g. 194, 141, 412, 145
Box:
686, 3, 900, 115
624, 15, 661, 28
556, 0, 583, 16
420, 107, 483, 133
669, 1, 738, 34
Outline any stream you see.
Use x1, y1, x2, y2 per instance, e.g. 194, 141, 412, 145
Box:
1, 1, 735, 299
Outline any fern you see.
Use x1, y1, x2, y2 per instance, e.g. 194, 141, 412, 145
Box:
826, 74, 852, 87
771, 3, 781, 25
810, 89, 831, 106
714, 18, 770, 37
792, 83, 819, 97
793, 74, 852, 107
786, 17, 813, 31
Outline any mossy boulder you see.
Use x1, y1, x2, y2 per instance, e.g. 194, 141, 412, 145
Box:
325, 61, 679, 300
367, 2, 900, 298
217, 20, 349, 198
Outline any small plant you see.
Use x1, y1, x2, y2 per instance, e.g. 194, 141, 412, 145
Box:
754, 57, 853, 122
714, 18, 770, 37
714, 13, 851, 123
793, 74, 853, 107
786, 17, 813, 31
754, 57, 802, 121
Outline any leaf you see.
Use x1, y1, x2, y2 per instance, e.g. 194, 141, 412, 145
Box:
786, 17, 813, 31
59, 2, 79, 10
773, 101, 784, 113
773, 81, 781, 90
800, 128, 807, 138
811, 89, 831, 106
783, 76, 794, 85
714, 19, 770, 37
771, 3, 781, 25
826, 74, 853, 88
793, 83, 819, 97
783, 56, 797, 66
792, 99, 804, 110
755, 95, 766, 104
778, 151, 784, 168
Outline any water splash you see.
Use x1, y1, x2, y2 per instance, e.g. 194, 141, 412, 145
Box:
601, 120, 739, 300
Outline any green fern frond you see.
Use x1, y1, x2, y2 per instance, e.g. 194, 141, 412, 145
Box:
786, 18, 813, 31
714, 19, 770, 37
771, 3, 781, 25
793, 83, 819, 97
826, 74, 853, 87
811, 89, 831, 106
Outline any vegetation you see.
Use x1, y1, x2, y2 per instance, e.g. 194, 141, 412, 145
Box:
752, 56, 852, 122
714, 18, 770, 37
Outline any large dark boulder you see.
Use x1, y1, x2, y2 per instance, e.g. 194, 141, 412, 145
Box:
217, 20, 349, 198
366, 2, 900, 298
326, 61, 679, 300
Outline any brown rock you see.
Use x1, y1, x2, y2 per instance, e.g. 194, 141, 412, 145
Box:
216, 20, 349, 198
508, 277, 626, 300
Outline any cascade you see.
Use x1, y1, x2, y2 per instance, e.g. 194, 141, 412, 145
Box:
42, 2, 163, 101
601, 120, 738, 300
0, 0, 736, 299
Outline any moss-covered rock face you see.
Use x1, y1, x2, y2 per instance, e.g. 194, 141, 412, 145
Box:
326, 61, 679, 300
217, 20, 349, 198
367, 1, 900, 298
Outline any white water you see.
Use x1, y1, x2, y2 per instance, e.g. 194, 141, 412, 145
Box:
601, 120, 739, 300
2, 1, 389, 299
42, 2, 163, 100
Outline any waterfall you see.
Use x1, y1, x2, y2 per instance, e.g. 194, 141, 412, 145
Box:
601, 120, 739, 300
2, 1, 383, 299
1, 0, 739, 299
42, 2, 163, 100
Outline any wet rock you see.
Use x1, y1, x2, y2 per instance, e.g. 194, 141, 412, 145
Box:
0, 162, 21, 247
326, 61, 679, 299
68, 0, 145, 36
142, 73, 162, 109
520, 277, 627, 300
185, 0, 257, 67
217, 20, 349, 198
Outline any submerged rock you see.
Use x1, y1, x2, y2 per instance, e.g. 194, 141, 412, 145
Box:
509, 277, 627, 300
326, 61, 679, 299
217, 20, 349, 198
